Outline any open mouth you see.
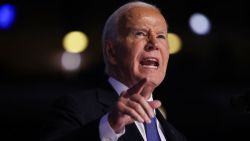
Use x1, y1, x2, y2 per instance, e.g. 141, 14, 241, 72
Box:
140, 57, 159, 69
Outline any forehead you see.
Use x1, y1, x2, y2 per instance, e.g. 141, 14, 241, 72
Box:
118, 6, 167, 31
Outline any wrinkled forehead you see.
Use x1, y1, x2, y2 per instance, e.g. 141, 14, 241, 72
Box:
117, 6, 168, 32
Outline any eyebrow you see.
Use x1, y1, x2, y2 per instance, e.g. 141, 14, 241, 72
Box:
130, 27, 167, 33
157, 31, 167, 35
129, 27, 148, 32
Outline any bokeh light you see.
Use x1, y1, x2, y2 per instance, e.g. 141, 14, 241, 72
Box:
0, 3, 16, 29
61, 52, 82, 71
63, 31, 89, 53
168, 33, 182, 54
189, 13, 211, 35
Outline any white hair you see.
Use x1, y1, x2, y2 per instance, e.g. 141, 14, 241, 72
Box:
102, 1, 160, 74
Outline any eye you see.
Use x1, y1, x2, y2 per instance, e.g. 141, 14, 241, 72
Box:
135, 31, 147, 37
157, 34, 166, 39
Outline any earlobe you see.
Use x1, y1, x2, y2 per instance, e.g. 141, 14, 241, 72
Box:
105, 40, 117, 65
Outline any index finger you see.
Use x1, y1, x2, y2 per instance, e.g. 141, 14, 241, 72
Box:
140, 80, 157, 99
125, 78, 148, 97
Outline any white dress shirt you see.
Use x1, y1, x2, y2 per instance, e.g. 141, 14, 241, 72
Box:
99, 77, 166, 141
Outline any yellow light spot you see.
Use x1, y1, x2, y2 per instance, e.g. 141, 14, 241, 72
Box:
63, 31, 88, 53
168, 33, 182, 54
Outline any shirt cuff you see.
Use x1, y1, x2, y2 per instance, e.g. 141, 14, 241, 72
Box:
99, 113, 125, 141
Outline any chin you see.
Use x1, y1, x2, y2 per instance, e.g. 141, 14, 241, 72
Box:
138, 73, 163, 86
150, 79, 162, 87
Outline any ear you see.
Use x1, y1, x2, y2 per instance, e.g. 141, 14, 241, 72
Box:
104, 40, 117, 65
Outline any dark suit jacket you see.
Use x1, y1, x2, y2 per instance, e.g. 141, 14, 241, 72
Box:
40, 81, 187, 141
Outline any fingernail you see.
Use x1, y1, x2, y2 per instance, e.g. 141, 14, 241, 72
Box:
140, 118, 144, 123
146, 119, 151, 124
150, 111, 155, 118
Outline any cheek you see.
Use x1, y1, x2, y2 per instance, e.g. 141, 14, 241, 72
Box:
127, 44, 142, 63
119, 50, 138, 70
164, 53, 169, 65
163, 46, 169, 61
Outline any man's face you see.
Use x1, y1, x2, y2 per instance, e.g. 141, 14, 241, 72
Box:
111, 7, 169, 87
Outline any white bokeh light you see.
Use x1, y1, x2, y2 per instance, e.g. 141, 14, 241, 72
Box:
61, 52, 81, 71
189, 13, 211, 35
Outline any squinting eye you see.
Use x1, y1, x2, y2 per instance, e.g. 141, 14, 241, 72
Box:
158, 35, 166, 39
135, 31, 146, 37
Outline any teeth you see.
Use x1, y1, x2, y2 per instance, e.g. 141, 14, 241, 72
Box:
142, 65, 158, 69
146, 58, 157, 61
140, 57, 159, 69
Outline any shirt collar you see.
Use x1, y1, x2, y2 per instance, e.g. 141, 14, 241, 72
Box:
108, 77, 153, 101
108, 77, 128, 96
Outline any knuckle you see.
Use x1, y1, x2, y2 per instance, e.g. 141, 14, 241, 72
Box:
137, 96, 144, 102
127, 108, 135, 115
134, 103, 141, 111
116, 101, 124, 110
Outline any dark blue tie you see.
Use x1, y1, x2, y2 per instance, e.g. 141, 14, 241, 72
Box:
144, 117, 161, 141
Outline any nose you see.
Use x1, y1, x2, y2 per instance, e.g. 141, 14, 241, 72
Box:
145, 35, 159, 51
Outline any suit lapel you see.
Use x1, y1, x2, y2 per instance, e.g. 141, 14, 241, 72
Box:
96, 80, 118, 110
156, 109, 181, 141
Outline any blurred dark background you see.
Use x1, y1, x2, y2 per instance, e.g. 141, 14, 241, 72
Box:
0, 0, 249, 141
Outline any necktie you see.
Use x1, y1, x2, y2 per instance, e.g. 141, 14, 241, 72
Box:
144, 117, 161, 141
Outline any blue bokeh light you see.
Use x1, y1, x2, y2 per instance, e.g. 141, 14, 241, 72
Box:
0, 4, 16, 29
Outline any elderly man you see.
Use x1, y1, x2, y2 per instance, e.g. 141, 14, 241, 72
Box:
41, 1, 187, 141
